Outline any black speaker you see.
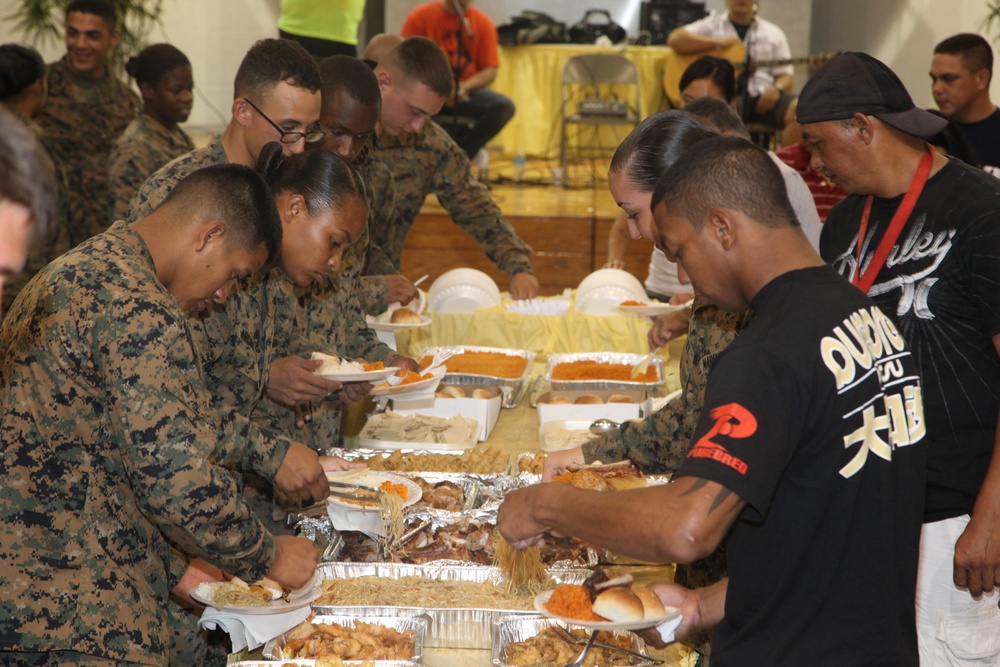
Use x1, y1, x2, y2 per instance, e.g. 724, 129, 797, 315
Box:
640, 2, 706, 44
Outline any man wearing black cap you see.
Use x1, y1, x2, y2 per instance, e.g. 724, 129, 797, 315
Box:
799, 51, 1000, 666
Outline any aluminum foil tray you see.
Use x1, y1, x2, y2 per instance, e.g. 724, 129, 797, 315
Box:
545, 352, 665, 390
328, 447, 513, 475
232, 663, 416, 667
491, 614, 655, 667
419, 345, 537, 408
396, 471, 483, 512
262, 614, 428, 663
315, 561, 591, 649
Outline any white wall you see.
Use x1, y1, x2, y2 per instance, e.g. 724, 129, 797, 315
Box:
1, 0, 996, 132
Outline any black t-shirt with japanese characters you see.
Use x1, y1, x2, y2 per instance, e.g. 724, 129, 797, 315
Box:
676, 266, 927, 667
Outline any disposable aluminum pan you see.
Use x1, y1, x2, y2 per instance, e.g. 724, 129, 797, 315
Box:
419, 345, 537, 408
395, 471, 483, 512
491, 614, 655, 667
326, 447, 512, 476
315, 561, 591, 649
545, 352, 665, 391
262, 614, 428, 663
232, 663, 416, 667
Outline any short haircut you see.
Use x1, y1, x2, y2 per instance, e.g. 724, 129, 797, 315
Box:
0, 44, 46, 102
377, 36, 454, 98
64, 0, 117, 29
125, 43, 190, 87
934, 33, 993, 77
255, 141, 367, 216
651, 136, 797, 231
319, 55, 380, 107
679, 55, 737, 104
156, 164, 282, 265
233, 38, 321, 101
609, 110, 717, 192
683, 95, 750, 140
0, 107, 56, 241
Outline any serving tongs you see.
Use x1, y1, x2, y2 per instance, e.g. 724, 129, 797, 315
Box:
551, 625, 663, 666
327, 481, 383, 504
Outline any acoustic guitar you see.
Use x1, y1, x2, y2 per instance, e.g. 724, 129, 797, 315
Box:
662, 44, 837, 108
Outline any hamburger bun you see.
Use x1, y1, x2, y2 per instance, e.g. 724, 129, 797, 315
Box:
439, 386, 466, 399
390, 307, 422, 324
634, 586, 666, 619
435, 391, 451, 398
592, 587, 644, 622
607, 394, 636, 404
545, 396, 572, 404
574, 394, 603, 405
472, 388, 493, 400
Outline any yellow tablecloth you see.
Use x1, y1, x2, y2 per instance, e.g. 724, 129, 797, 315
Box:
493, 44, 678, 159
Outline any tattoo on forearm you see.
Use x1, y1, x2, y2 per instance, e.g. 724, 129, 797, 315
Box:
679, 478, 740, 517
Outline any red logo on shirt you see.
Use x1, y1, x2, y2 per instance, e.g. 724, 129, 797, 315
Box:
687, 403, 756, 475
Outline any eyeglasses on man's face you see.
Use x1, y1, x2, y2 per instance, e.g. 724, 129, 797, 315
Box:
242, 98, 325, 144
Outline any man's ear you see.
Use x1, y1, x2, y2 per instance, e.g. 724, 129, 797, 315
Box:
707, 207, 736, 251
195, 220, 226, 253
852, 112, 876, 146
975, 68, 991, 91
376, 69, 391, 91
232, 98, 251, 127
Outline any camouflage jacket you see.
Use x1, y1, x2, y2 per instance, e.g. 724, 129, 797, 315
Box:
0, 222, 275, 665
127, 135, 227, 222
109, 112, 194, 222
0, 107, 73, 315
583, 302, 754, 473
34, 58, 140, 246
353, 147, 397, 315
372, 121, 534, 278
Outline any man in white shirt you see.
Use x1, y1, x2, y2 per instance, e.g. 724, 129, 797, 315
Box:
668, 0, 798, 144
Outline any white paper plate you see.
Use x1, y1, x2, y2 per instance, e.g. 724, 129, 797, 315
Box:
315, 367, 399, 382
535, 590, 680, 631
366, 314, 433, 332
326, 471, 423, 512
427, 268, 502, 313
539, 420, 596, 452
616, 303, 689, 318
370, 366, 445, 397
575, 286, 648, 316
191, 580, 321, 614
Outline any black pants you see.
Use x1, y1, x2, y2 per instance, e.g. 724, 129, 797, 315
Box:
279, 29, 356, 59
434, 89, 516, 158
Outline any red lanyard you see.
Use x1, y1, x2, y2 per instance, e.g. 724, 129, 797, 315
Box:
851, 147, 935, 293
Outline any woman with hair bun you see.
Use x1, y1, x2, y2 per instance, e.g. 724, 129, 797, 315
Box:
109, 43, 194, 221
0, 43, 48, 125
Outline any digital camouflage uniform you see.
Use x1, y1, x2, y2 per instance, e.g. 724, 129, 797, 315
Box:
0, 222, 276, 667
583, 301, 753, 661
127, 135, 227, 222
34, 58, 140, 247
372, 120, 534, 279
0, 107, 72, 316
108, 113, 194, 223
353, 146, 402, 316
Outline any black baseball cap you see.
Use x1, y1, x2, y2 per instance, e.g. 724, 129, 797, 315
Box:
797, 51, 947, 137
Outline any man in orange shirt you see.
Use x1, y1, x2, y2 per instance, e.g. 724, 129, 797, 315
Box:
402, 0, 514, 161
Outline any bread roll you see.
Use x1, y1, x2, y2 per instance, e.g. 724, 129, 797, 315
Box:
472, 388, 492, 400
574, 394, 603, 405
546, 396, 572, 405
440, 386, 466, 398
634, 586, 666, 619
607, 394, 635, 404
435, 391, 452, 399
592, 588, 644, 622
390, 307, 422, 324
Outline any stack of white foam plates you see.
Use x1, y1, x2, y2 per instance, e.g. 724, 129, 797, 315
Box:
427, 268, 503, 313
574, 268, 647, 316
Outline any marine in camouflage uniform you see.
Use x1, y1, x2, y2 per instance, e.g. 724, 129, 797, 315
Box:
372, 120, 535, 280
34, 57, 140, 247
0, 107, 72, 316
108, 112, 194, 223
582, 300, 753, 662
352, 146, 404, 315
0, 221, 277, 667
127, 135, 227, 222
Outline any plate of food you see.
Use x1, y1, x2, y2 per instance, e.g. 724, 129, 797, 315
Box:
191, 575, 321, 614
369, 366, 445, 397
325, 471, 423, 512
367, 306, 433, 332
311, 352, 398, 382
616, 301, 690, 318
534, 573, 679, 631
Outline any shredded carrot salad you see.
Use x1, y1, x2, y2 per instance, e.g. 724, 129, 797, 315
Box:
379, 480, 409, 501
544, 584, 604, 622
418, 351, 528, 379
363, 362, 386, 371
619, 299, 647, 306
394, 370, 433, 385
552, 360, 657, 383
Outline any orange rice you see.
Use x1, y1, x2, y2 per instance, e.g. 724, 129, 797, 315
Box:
379, 480, 409, 501
418, 351, 528, 379
544, 584, 604, 622
551, 360, 658, 383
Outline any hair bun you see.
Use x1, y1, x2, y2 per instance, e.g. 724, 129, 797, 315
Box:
254, 142, 285, 177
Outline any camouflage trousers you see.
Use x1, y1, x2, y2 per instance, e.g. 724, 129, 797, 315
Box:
0, 651, 147, 666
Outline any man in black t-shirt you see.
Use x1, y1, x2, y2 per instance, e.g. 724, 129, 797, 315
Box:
799, 51, 1000, 666
498, 137, 927, 666
931, 33, 1000, 175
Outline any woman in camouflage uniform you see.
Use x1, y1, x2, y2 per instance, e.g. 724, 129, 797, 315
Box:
108, 43, 194, 222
